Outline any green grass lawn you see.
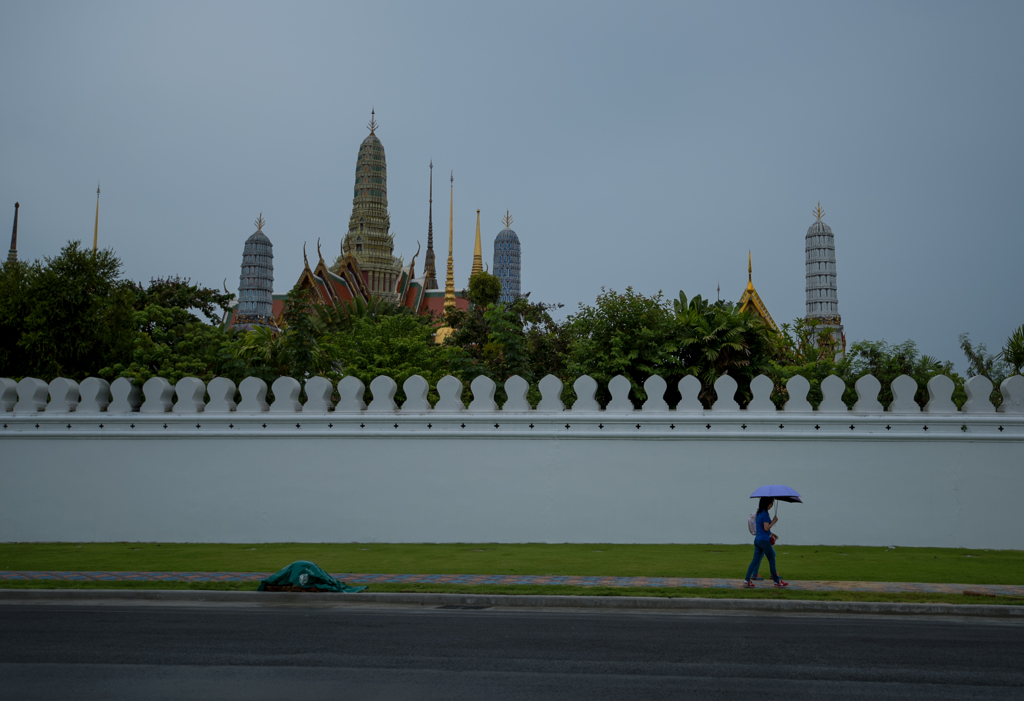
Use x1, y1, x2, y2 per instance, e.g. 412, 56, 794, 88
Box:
0, 580, 1019, 607
1, 542, 1021, 586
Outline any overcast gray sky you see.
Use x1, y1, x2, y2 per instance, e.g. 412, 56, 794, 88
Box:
2, 1, 1021, 369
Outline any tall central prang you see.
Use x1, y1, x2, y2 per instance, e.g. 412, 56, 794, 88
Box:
342, 110, 403, 301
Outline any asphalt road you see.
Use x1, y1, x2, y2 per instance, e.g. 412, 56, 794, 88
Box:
1, 602, 1022, 700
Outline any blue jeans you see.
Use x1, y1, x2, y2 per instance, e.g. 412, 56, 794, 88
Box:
745, 539, 780, 582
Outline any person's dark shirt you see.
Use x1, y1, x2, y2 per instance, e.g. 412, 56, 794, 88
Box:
755, 511, 772, 541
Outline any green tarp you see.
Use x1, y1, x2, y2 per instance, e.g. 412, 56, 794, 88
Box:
257, 560, 367, 592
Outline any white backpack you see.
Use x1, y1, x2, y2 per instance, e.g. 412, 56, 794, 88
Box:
748, 513, 757, 536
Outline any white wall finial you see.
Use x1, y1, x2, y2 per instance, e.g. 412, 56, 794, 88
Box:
711, 374, 740, 411
503, 376, 531, 412
537, 375, 564, 412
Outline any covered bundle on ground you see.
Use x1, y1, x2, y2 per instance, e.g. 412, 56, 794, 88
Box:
257, 560, 367, 592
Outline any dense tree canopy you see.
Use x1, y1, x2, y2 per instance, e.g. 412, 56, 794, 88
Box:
0, 242, 136, 380
467, 271, 502, 308
2, 241, 1019, 412
99, 276, 240, 384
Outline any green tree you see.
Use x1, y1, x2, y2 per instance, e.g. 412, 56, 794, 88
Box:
563, 288, 679, 407
100, 304, 240, 385
676, 295, 778, 407
443, 296, 565, 405
774, 317, 843, 366
483, 299, 566, 390
959, 332, 1009, 406
135, 276, 234, 325
0, 258, 34, 376
847, 339, 963, 409
767, 318, 845, 408
468, 271, 502, 308
309, 294, 415, 334
99, 276, 240, 385
334, 314, 472, 403
233, 286, 344, 385
0, 241, 136, 380
769, 333, 968, 410
1003, 325, 1024, 376
959, 333, 1009, 383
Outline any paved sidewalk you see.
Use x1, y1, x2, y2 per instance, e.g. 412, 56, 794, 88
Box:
2, 571, 1022, 597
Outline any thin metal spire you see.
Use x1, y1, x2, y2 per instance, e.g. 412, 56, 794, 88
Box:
424, 161, 437, 289
93, 183, 100, 252
7, 202, 18, 263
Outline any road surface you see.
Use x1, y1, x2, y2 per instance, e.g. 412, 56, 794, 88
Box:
1, 601, 1021, 699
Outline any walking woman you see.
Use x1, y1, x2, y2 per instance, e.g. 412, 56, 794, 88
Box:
744, 497, 788, 587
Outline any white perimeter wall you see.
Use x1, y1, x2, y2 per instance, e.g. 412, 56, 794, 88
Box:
2, 411, 1022, 549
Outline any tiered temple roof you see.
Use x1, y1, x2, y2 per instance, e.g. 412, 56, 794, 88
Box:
737, 252, 779, 332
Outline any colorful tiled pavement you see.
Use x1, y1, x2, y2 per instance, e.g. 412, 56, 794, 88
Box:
1, 571, 1022, 597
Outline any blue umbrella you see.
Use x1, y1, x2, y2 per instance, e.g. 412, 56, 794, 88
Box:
750, 485, 803, 503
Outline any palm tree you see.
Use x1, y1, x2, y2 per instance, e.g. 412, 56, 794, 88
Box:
310, 295, 413, 335
676, 291, 776, 406
1004, 325, 1024, 375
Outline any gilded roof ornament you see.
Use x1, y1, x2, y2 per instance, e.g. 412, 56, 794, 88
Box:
502, 211, 513, 228
738, 251, 779, 332
813, 202, 825, 221
471, 209, 483, 278
444, 171, 456, 311
255, 213, 265, 232
368, 108, 378, 135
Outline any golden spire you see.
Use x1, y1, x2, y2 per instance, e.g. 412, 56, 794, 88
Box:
502, 211, 513, 228
255, 212, 265, 232
471, 208, 483, 278
92, 183, 100, 252
813, 202, 825, 221
738, 251, 779, 332
444, 171, 456, 311
368, 108, 378, 135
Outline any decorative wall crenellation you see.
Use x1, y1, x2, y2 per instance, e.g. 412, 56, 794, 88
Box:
2, 372, 1023, 419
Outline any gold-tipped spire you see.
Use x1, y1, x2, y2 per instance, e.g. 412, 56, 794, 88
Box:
436, 171, 457, 344
255, 212, 265, 232
367, 108, 378, 135
813, 202, 825, 221
502, 211, 513, 229
93, 183, 100, 252
444, 171, 456, 311
738, 251, 779, 332
471, 208, 483, 278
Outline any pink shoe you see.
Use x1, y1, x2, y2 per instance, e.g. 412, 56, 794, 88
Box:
743, 580, 756, 588
774, 580, 789, 588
